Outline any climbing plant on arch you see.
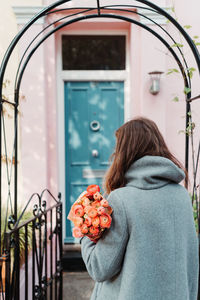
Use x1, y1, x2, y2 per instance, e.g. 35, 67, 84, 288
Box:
0, 0, 200, 298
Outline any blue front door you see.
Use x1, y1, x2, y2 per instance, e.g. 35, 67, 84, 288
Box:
64, 81, 124, 243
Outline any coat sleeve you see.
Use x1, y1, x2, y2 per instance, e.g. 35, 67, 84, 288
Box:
80, 191, 129, 282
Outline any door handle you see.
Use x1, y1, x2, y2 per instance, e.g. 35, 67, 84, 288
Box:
92, 149, 99, 157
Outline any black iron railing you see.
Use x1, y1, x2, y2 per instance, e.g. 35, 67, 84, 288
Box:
0, 190, 63, 300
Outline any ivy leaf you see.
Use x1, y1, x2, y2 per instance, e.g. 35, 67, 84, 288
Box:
193, 35, 199, 39
189, 67, 196, 71
186, 122, 195, 135
187, 111, 192, 116
172, 96, 179, 102
184, 87, 191, 95
195, 42, 200, 46
167, 68, 179, 75
184, 25, 192, 29
188, 67, 196, 78
171, 43, 184, 48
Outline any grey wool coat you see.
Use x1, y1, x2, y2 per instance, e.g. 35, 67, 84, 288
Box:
81, 156, 199, 300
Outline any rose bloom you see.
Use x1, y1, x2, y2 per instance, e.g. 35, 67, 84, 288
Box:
73, 227, 84, 238
88, 207, 98, 218
73, 217, 83, 227
84, 192, 94, 200
84, 216, 92, 226
100, 199, 109, 208
87, 184, 100, 195
97, 206, 106, 215
93, 192, 103, 201
91, 200, 101, 209
84, 205, 91, 214
105, 206, 112, 215
100, 213, 112, 228
89, 226, 99, 235
92, 216, 100, 228
82, 197, 90, 207
81, 224, 89, 234
74, 204, 84, 217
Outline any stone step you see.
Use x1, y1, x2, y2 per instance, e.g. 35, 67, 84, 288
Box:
62, 244, 86, 272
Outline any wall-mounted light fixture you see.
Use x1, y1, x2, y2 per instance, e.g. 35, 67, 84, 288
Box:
148, 71, 164, 95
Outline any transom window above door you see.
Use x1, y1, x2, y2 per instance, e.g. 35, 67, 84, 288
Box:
62, 35, 126, 70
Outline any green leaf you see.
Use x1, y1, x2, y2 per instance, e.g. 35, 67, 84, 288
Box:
189, 67, 196, 72
195, 42, 200, 46
171, 43, 183, 48
193, 35, 199, 39
167, 68, 179, 75
184, 25, 192, 29
167, 70, 173, 75
187, 111, 192, 116
184, 87, 191, 95
188, 67, 196, 78
171, 6, 175, 12
172, 96, 179, 102
193, 212, 197, 218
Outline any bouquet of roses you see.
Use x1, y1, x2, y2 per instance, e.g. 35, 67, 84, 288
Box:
67, 184, 112, 242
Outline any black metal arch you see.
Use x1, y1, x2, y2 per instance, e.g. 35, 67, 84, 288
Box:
0, 0, 200, 255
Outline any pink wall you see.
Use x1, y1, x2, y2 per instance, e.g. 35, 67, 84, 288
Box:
19, 24, 48, 201
18, 1, 200, 207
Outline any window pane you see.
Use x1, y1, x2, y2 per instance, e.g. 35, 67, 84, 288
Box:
62, 35, 126, 70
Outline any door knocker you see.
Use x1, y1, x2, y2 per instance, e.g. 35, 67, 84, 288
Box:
90, 120, 100, 132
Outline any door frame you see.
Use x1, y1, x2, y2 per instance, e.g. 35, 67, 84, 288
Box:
56, 28, 130, 243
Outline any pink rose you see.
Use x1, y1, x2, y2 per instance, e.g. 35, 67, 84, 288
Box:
73, 227, 84, 238
100, 199, 109, 208
97, 206, 106, 215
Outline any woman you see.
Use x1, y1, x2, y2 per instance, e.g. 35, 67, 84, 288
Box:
80, 117, 199, 300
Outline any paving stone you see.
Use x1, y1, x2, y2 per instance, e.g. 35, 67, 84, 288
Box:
63, 271, 95, 300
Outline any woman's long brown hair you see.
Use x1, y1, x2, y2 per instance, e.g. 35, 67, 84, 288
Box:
104, 117, 188, 194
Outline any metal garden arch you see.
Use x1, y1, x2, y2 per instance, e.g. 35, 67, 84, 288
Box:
0, 0, 200, 299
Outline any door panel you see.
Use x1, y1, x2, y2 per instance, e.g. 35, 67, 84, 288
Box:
64, 81, 124, 243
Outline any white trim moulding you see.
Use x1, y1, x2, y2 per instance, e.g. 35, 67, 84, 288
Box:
12, 5, 169, 26
138, 7, 169, 25
12, 6, 45, 24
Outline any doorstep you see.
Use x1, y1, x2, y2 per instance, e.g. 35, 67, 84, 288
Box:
62, 244, 87, 271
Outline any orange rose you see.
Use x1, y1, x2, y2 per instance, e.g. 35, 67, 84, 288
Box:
100, 213, 112, 228
91, 200, 101, 209
105, 205, 113, 215
84, 216, 92, 226
84, 192, 94, 200
89, 226, 99, 235
74, 205, 84, 217
81, 224, 89, 234
97, 206, 106, 215
100, 199, 109, 208
88, 207, 98, 218
84, 205, 91, 214
92, 216, 100, 228
82, 197, 90, 207
93, 192, 103, 201
87, 185, 100, 195
73, 227, 84, 238
73, 217, 83, 227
